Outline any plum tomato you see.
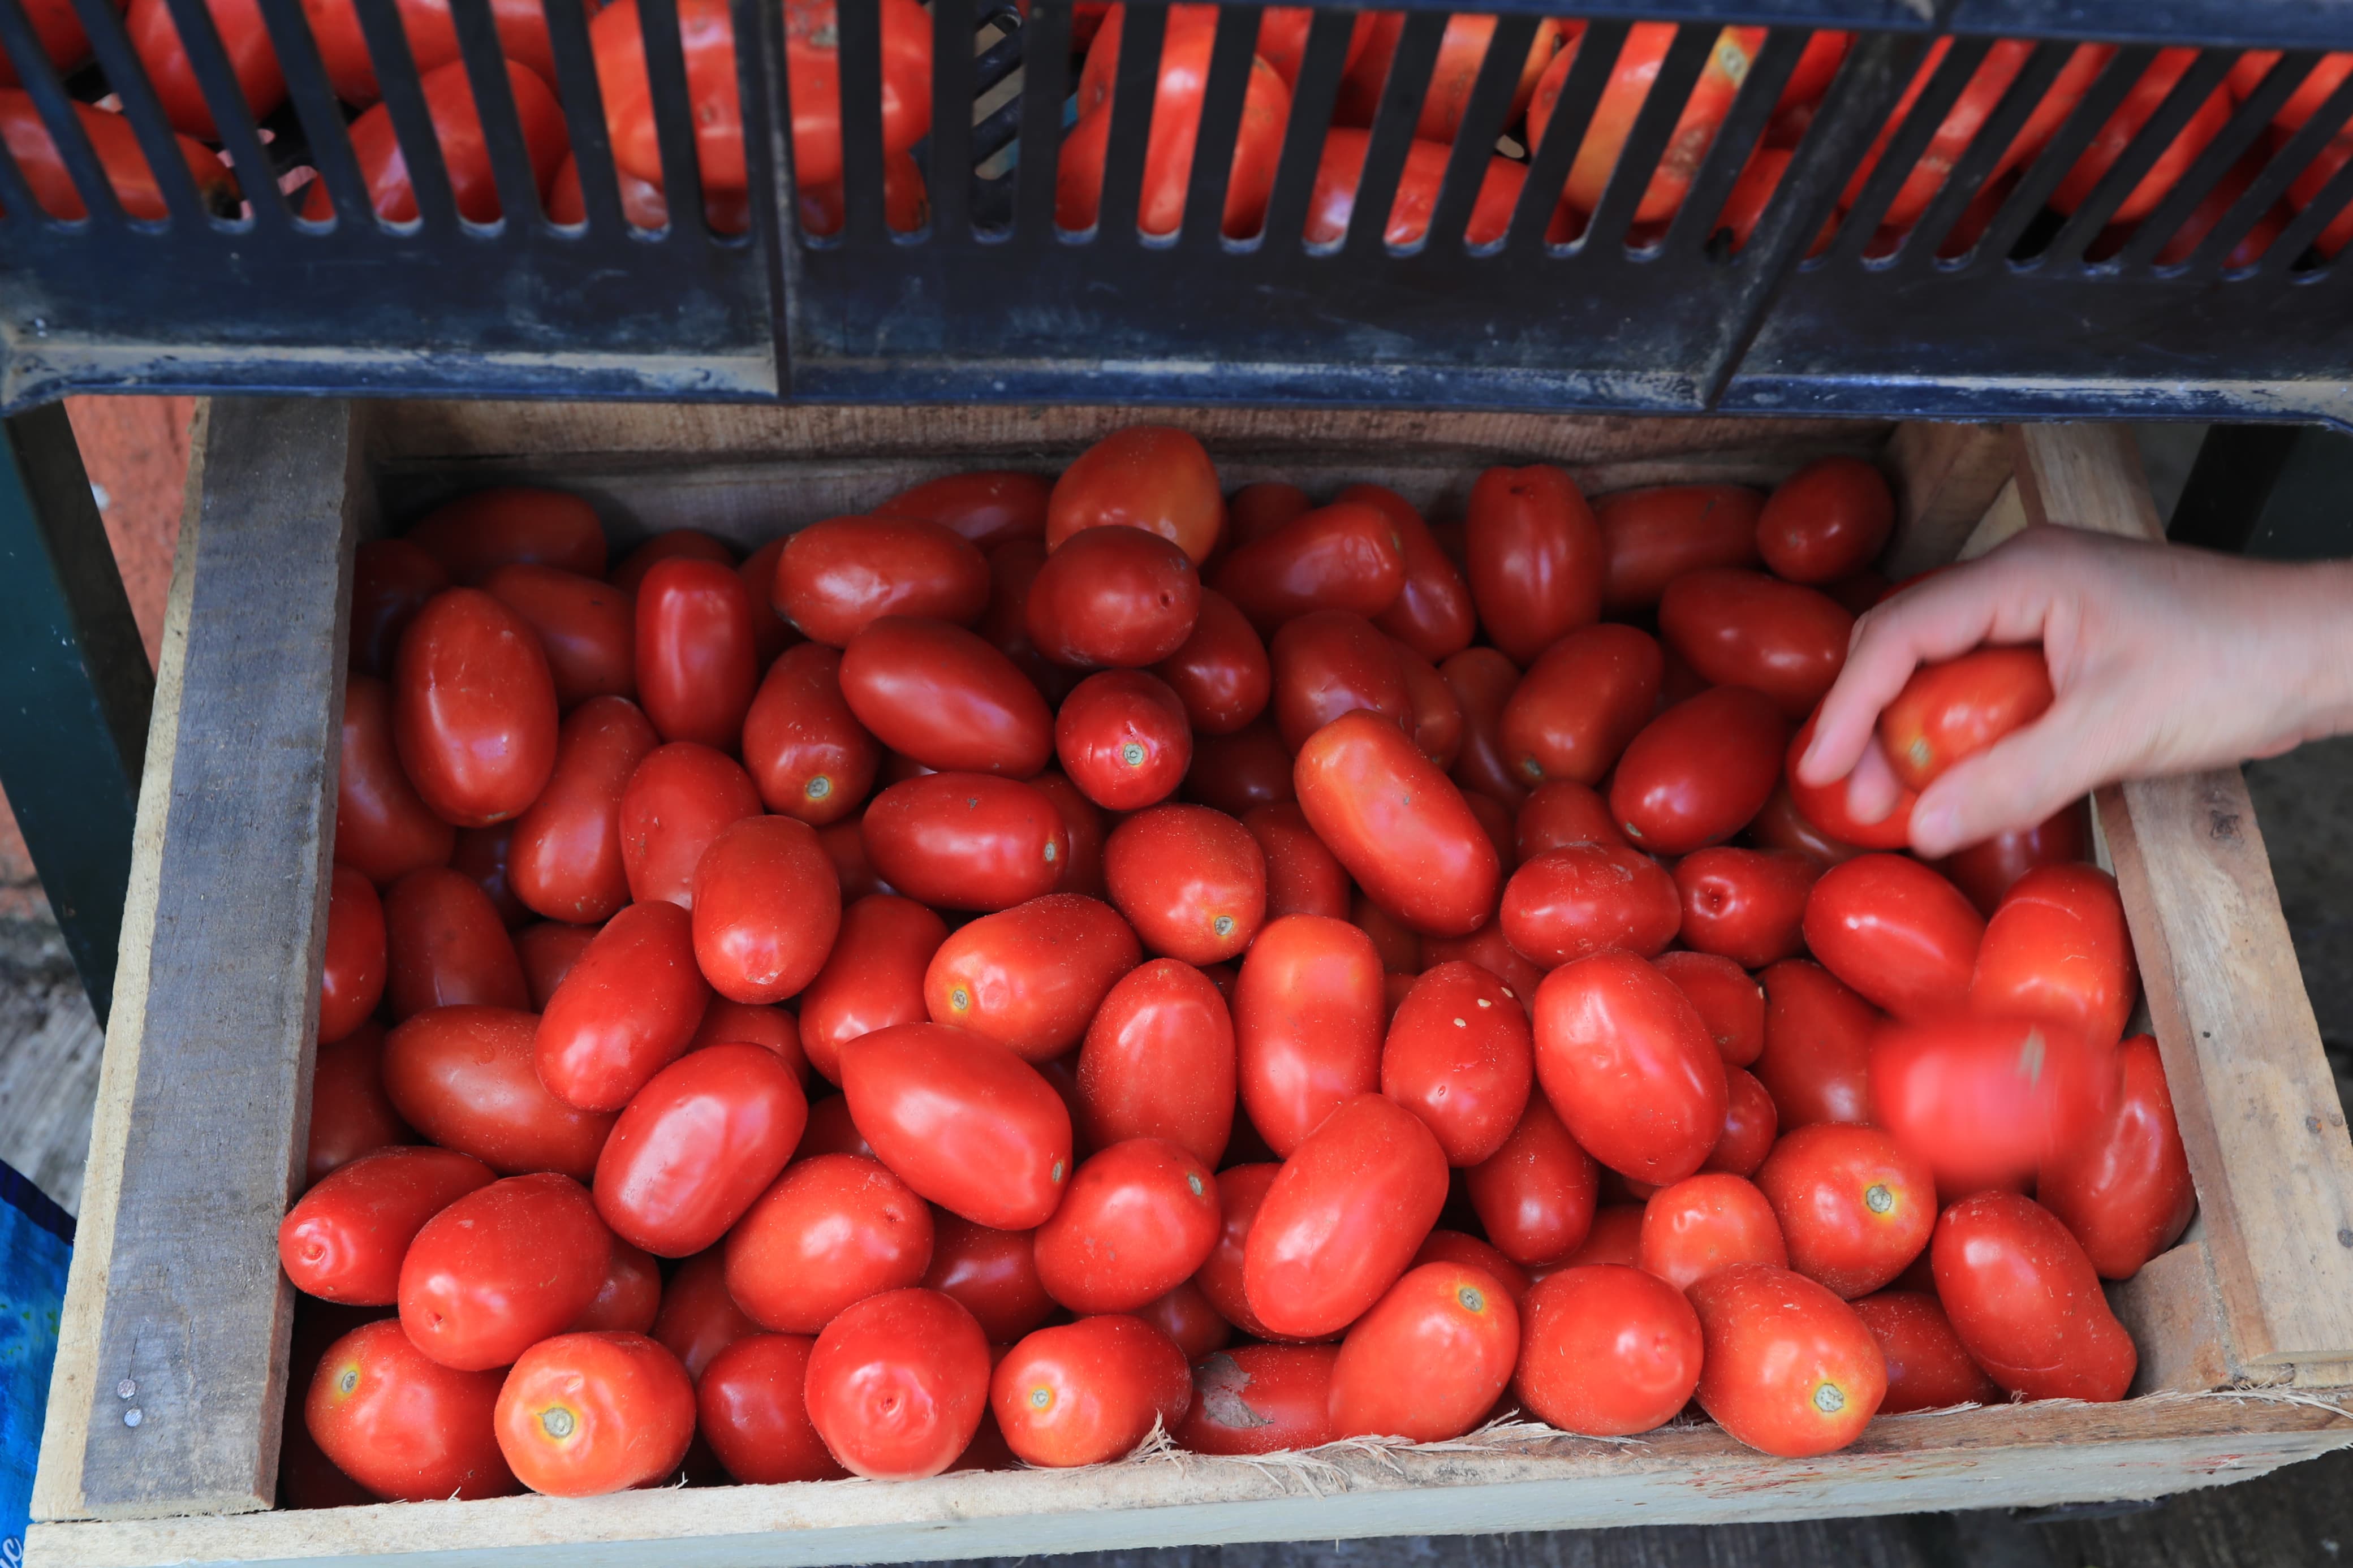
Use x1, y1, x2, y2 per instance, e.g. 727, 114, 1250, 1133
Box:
634, 557, 759, 749
742, 642, 881, 826
1753, 958, 1877, 1130
1755, 1124, 1936, 1298
383, 865, 529, 1021
1380, 961, 1534, 1168
1228, 480, 1314, 547
1931, 1190, 2136, 1401
1757, 457, 1895, 586
1243, 801, 1351, 922
1850, 1290, 2002, 1413
1393, 640, 1465, 768
1868, 1014, 2122, 1198
1969, 862, 2137, 1048
926, 893, 1141, 1062
1268, 609, 1413, 753
1102, 802, 1268, 964
1654, 951, 1765, 1069
1638, 1174, 1788, 1293
615, 746, 761, 913
1076, 958, 1238, 1167
1464, 1094, 1600, 1268
398, 1172, 611, 1371
1499, 842, 1679, 968
921, 1212, 1057, 1342
482, 564, 636, 714
1441, 646, 1528, 810
839, 615, 1055, 777
1424, 919, 1545, 1003
1463, 463, 1603, 666
307, 1022, 415, 1185
1193, 1163, 1286, 1340
1233, 914, 1385, 1157
725, 1154, 935, 1332
279, 1146, 495, 1306
800, 895, 949, 1083
687, 997, 805, 1073
1673, 845, 1817, 970
1138, 1278, 1232, 1363
1326, 485, 1472, 666
697, 1333, 848, 1483
1152, 588, 1272, 735
1328, 1261, 1518, 1441
1880, 647, 2055, 792
689, 815, 841, 1005
840, 1022, 1074, 1229
1802, 853, 1984, 1021
1512, 1264, 1703, 1437
572, 1239, 661, 1333
382, 1005, 616, 1181
1785, 707, 1917, 853
1610, 686, 1787, 856
1210, 502, 1406, 632
773, 515, 990, 647
977, 536, 1075, 706
737, 537, 801, 667
876, 470, 1051, 551
1535, 950, 1727, 1186
1748, 779, 1867, 867
494, 1331, 695, 1496
862, 772, 1069, 912
1175, 1344, 1338, 1454
1244, 1094, 1448, 1339
1183, 716, 1295, 818
1032, 770, 1111, 899
1033, 1137, 1222, 1313
991, 1314, 1191, 1467
1497, 624, 1662, 789
392, 587, 560, 828
1046, 426, 1225, 566
1561, 1204, 1647, 1270
338, 679, 459, 887
1413, 1229, 1532, 1303
1689, 1263, 1885, 1457
1658, 568, 1853, 719
1704, 1066, 1779, 1178
307, 1318, 517, 1501
351, 539, 451, 680
1515, 779, 1623, 858
1026, 523, 1203, 668
404, 487, 606, 588
1295, 711, 1500, 938
321, 863, 389, 1043
2038, 1034, 2195, 1280
649, 1247, 760, 1383
1938, 798, 2092, 917
1056, 670, 1194, 810
450, 824, 528, 930
537, 899, 712, 1113
1593, 484, 1764, 616
593, 1042, 807, 1257
805, 1288, 993, 1479
510, 696, 660, 924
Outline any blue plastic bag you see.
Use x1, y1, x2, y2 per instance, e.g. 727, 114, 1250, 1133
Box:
1, 1160, 71, 1568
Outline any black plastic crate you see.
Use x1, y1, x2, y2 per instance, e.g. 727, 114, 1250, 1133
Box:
4, 0, 2353, 421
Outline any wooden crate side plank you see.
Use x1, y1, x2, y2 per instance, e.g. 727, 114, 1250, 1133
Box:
1882, 422, 2015, 578
2013, 422, 2353, 1368
68, 399, 360, 1521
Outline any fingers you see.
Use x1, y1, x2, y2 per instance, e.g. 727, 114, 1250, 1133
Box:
1905, 697, 2111, 859
1838, 735, 1908, 826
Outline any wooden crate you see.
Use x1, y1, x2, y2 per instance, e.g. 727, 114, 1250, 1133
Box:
25, 403, 2353, 1568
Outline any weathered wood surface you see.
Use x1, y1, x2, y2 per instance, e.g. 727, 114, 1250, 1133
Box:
33, 399, 361, 1523
1882, 423, 2015, 578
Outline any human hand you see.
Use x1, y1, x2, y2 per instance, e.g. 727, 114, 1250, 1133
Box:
1795, 525, 2353, 859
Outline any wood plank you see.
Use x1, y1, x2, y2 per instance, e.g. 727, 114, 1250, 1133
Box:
1955, 475, 2027, 563
36, 399, 360, 1522
24, 1398, 2353, 1568
1881, 422, 2015, 578
2014, 423, 2353, 1369
2109, 1238, 2242, 1395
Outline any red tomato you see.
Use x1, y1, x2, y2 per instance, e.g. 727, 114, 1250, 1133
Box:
1336, 485, 1473, 663
538, 900, 712, 1112
1175, 1343, 1337, 1454
399, 1173, 611, 1371
1497, 624, 1662, 789
449, 824, 528, 931
1055, 672, 1193, 811
1512, 1264, 1702, 1436
611, 533, 735, 597
381, 866, 528, 1021
307, 1023, 413, 1185
805, 1288, 990, 1479
1689, 1263, 1884, 1457
1193, 1163, 1286, 1340
571, 1239, 661, 1333
617, 741, 762, 908
0, 81, 240, 215
1592, 485, 1764, 616
1705, 1066, 1779, 1178
773, 516, 990, 648
1969, 863, 2137, 1047
921, 1213, 1055, 1342
1390, 639, 1463, 769
648, 1247, 758, 1383
799, 895, 949, 1083
510, 697, 659, 925
2039, 1035, 2193, 1280
351, 539, 450, 680
279, 1146, 494, 1306
1673, 846, 1816, 970
1026, 525, 1203, 669
1381, 961, 1533, 1168
1102, 803, 1267, 964
301, 58, 564, 221
631, 558, 757, 749
1228, 482, 1313, 547
1869, 1014, 2122, 1198
1932, 1191, 2135, 1401
1412, 1230, 1531, 1304
480, 564, 634, 714
1498, 842, 1679, 968
1183, 717, 1296, 818
1535, 950, 1727, 1186
923, 893, 1140, 1062
876, 472, 1051, 551
1233, 914, 1384, 1157
1211, 502, 1406, 633
1938, 799, 2091, 917
494, 1331, 693, 1497
594, 1043, 805, 1258
1654, 951, 1765, 1069
1047, 426, 1225, 565
1658, 569, 1852, 720
1757, 457, 1894, 586
382, 1006, 614, 1180
992, 1314, 1191, 1467
839, 616, 1054, 777
1267, 610, 1412, 753
1851, 1290, 2001, 1414
1803, 853, 1984, 1020
725, 1154, 934, 1332
697, 1334, 847, 1484
389, 588, 559, 829
1638, 1174, 1787, 1292
1560, 1204, 1645, 1270
841, 1022, 1073, 1229
1842, 40, 2108, 231
1075, 959, 1236, 1167
687, 998, 804, 1073
1244, 1094, 1447, 1338
1440, 647, 1528, 809
690, 816, 841, 1005
1329, 1261, 1518, 1441
1532, 21, 1758, 224
1422, 919, 1544, 1005
320, 863, 387, 1044
1463, 464, 1602, 666
1785, 709, 1916, 852
0, 0, 106, 89
299, 0, 582, 104
736, 537, 800, 667
1035, 1138, 1221, 1312
1303, 128, 1570, 248
1295, 711, 1499, 938
1336, 11, 1557, 140
1469, 1091, 1611, 1266
1748, 780, 1867, 868
2053, 49, 2230, 223
1756, 1124, 1936, 1299
1515, 779, 1623, 858
1243, 802, 1350, 922
1611, 686, 1786, 857
307, 1319, 516, 1501
1880, 647, 2054, 792
1753, 959, 1876, 1130
1151, 589, 1270, 736
863, 772, 1069, 912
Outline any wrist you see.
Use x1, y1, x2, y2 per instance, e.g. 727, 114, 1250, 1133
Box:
2274, 559, 2353, 745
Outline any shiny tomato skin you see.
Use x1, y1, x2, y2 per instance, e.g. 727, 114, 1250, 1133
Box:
1268, 610, 1413, 753
1932, 1191, 2135, 1401
1674, 846, 1817, 970
1057, 671, 1193, 811
1515, 779, 1623, 858
800, 895, 950, 1084
1035, 1137, 1222, 1312
1561, 1205, 1646, 1270
1748, 780, 1868, 867
1412, 1230, 1532, 1304
1464, 1094, 1600, 1267
382, 1006, 615, 1180
1969, 863, 2137, 1048
1243, 802, 1351, 922
1705, 1067, 1778, 1177
399, 1173, 612, 1371
805, 1288, 992, 1479
339, 675, 458, 885
1027, 524, 1203, 669
1462, 464, 1602, 666
992, 1314, 1191, 1467
1211, 502, 1407, 632
1497, 625, 1662, 791
1048, 426, 1225, 566
307, 1318, 518, 1501
1102, 803, 1267, 964
1193, 1163, 1285, 1340
1329, 1261, 1518, 1441
279, 1146, 495, 1306
1024, 770, 1107, 901
687, 998, 804, 1074
1757, 457, 1895, 586
841, 1022, 1074, 1229
1151, 589, 1270, 736
1436, 649, 1524, 813
1658, 569, 1853, 720
1654, 951, 1765, 1069
863, 772, 1069, 912
1639, 1174, 1788, 1293
1880, 647, 2055, 791
1938, 799, 2091, 917
631, 559, 759, 749
1593, 485, 1764, 616
774, 515, 990, 647
1076, 959, 1236, 1167
1295, 711, 1500, 939
508, 697, 659, 925
921, 1213, 1056, 1342
405, 488, 606, 587
1176, 1343, 1337, 1454
725, 1153, 934, 1332
1512, 1264, 1701, 1436
1328, 485, 1474, 664
593, 1043, 805, 1257
571, 1238, 661, 1333
1536, 950, 1728, 1186
1754, 959, 1876, 1130
382, 866, 529, 1021
1785, 707, 1916, 853
690, 815, 841, 1005
1689, 1263, 1885, 1457
617, 742, 761, 909
1869, 1014, 2120, 1198
1381, 961, 1533, 1168
649, 1247, 759, 1383
742, 643, 880, 826
1499, 843, 1679, 968
839, 616, 1054, 777
1139, 1277, 1232, 1362
321, 863, 389, 1044
537, 900, 712, 1113
877, 470, 1051, 551
1244, 1094, 1449, 1339
2039, 1034, 2194, 1280
481, 563, 635, 712
1803, 853, 1985, 1021
697, 1333, 847, 1483
393, 588, 559, 829
1391, 640, 1464, 769
927, 893, 1141, 1062
493, 1331, 694, 1497
1850, 1291, 2001, 1413
1183, 716, 1295, 819
307, 1023, 414, 1186
1234, 914, 1385, 1157
1422, 919, 1544, 1004
1611, 686, 1787, 856
1756, 1124, 1936, 1298
351, 539, 451, 680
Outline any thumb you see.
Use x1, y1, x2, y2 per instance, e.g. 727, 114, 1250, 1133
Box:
1905, 698, 2114, 860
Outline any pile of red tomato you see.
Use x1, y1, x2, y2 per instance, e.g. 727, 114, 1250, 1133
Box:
280, 418, 2193, 1508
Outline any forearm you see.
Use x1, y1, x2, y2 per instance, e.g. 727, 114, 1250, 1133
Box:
2268, 558, 2353, 749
